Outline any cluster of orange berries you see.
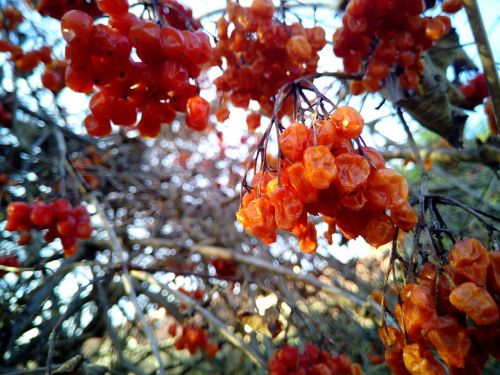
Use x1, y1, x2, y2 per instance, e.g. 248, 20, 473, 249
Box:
5, 199, 93, 257
237, 106, 416, 253
334, 0, 451, 93
38, 0, 102, 20
380, 238, 499, 375
0, 255, 21, 278
459, 73, 489, 109
269, 344, 362, 375
212, 0, 326, 118
210, 258, 237, 277
61, 0, 212, 137
168, 323, 219, 358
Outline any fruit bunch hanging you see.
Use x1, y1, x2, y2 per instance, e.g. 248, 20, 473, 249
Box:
61, 0, 212, 137
269, 344, 362, 375
5, 199, 93, 257
237, 79, 416, 253
380, 238, 499, 375
212, 0, 326, 118
334, 0, 452, 93
168, 323, 219, 358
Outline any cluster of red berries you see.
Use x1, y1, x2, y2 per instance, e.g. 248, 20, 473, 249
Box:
237, 106, 416, 253
5, 199, 93, 257
269, 344, 362, 375
0, 37, 54, 74
210, 258, 237, 277
459, 73, 489, 109
380, 238, 499, 375
0, 102, 12, 128
0, 255, 21, 278
168, 323, 219, 358
38, 0, 101, 20
334, 0, 451, 93
61, 0, 212, 137
212, 0, 326, 117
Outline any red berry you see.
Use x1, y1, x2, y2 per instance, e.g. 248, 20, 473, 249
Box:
97, 0, 129, 16
30, 202, 54, 228
186, 96, 210, 131
60, 10, 94, 44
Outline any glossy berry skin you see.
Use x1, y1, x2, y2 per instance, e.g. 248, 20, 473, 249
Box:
330, 106, 364, 139
449, 282, 499, 325
160, 26, 185, 60
442, 0, 463, 13
61, 10, 94, 44
303, 146, 338, 189
97, 0, 129, 16
269, 186, 303, 231
6, 202, 32, 231
335, 153, 370, 193
186, 96, 210, 131
279, 123, 309, 162
448, 238, 489, 286
299, 221, 318, 254
30, 202, 54, 228
84, 115, 112, 137
402, 343, 445, 375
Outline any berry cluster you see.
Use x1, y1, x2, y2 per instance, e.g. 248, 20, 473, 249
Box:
0, 255, 21, 278
38, 0, 101, 20
210, 258, 237, 277
168, 323, 219, 358
269, 344, 362, 375
380, 238, 499, 374
0, 39, 54, 75
237, 106, 416, 253
459, 73, 489, 108
5, 199, 93, 257
212, 0, 326, 117
61, 0, 212, 137
334, 0, 451, 93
